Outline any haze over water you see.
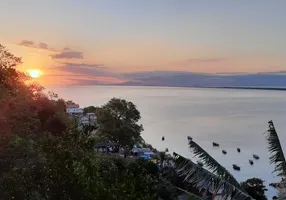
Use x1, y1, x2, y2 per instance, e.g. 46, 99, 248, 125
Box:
50, 86, 286, 197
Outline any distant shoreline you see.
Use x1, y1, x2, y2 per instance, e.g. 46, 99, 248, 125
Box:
48, 84, 286, 91
116, 84, 286, 91
194, 86, 286, 91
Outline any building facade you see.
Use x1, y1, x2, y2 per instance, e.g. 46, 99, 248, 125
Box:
66, 104, 83, 115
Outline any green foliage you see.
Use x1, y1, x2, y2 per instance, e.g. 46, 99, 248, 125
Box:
55, 98, 67, 112
0, 130, 176, 200
96, 98, 143, 148
0, 44, 22, 68
0, 44, 24, 92
265, 121, 286, 199
0, 45, 41, 146
0, 44, 179, 200
172, 153, 252, 200
83, 106, 97, 114
188, 137, 242, 189
0, 44, 69, 141
155, 179, 178, 200
0, 134, 46, 200
266, 121, 286, 177
241, 178, 268, 200
66, 100, 75, 105
43, 112, 70, 135
47, 91, 58, 100
41, 131, 159, 200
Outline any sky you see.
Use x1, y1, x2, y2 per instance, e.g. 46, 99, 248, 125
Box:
1, 0, 286, 85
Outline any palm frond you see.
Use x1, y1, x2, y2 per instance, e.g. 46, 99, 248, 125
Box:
175, 186, 203, 200
266, 120, 286, 177
173, 153, 253, 200
188, 138, 241, 188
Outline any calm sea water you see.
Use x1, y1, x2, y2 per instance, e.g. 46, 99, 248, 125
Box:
48, 86, 286, 197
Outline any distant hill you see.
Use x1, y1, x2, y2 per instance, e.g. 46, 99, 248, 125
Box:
118, 81, 146, 86
116, 71, 286, 88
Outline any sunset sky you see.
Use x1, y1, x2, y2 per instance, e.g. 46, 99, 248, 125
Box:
1, 0, 286, 85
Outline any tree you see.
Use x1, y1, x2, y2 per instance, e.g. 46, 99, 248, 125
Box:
35, 96, 70, 135
169, 121, 286, 200
266, 121, 286, 199
241, 178, 267, 200
0, 45, 178, 200
0, 44, 24, 92
0, 128, 176, 200
171, 152, 252, 200
48, 91, 58, 100
188, 138, 242, 189
83, 106, 97, 114
0, 44, 41, 147
55, 98, 67, 112
43, 112, 70, 135
66, 100, 75, 105
266, 121, 286, 176
168, 136, 253, 200
0, 44, 69, 146
96, 98, 143, 149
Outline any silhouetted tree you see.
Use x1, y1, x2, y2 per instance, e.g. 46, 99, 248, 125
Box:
266, 121, 286, 199
83, 106, 97, 114
241, 178, 267, 200
96, 98, 143, 150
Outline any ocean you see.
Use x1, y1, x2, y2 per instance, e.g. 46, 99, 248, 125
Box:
48, 85, 286, 197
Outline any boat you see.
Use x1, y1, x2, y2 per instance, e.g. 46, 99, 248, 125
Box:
212, 142, 219, 147
253, 154, 259, 160
222, 150, 227, 155
249, 160, 254, 165
233, 164, 241, 171
237, 148, 241, 153
162, 136, 165, 141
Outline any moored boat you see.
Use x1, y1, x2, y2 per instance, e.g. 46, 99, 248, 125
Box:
233, 164, 241, 171
253, 154, 259, 160
249, 160, 254, 165
212, 142, 219, 147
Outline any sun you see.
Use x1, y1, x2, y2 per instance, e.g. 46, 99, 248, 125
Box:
28, 69, 42, 78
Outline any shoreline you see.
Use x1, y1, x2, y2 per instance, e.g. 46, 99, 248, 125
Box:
194, 86, 286, 91
46, 84, 286, 91
110, 84, 286, 92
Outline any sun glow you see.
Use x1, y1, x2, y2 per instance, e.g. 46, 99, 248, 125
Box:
28, 69, 42, 78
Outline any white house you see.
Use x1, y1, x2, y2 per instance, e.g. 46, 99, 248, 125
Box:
66, 104, 84, 115
66, 107, 84, 115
